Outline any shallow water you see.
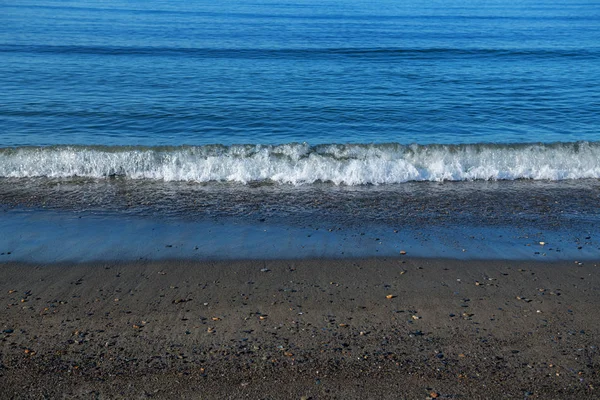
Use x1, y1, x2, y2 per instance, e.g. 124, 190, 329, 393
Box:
1, 179, 598, 262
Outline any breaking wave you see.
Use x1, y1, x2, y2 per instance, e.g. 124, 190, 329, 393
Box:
1, 142, 599, 185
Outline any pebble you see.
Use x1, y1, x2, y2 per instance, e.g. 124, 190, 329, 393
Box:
386, 294, 396, 299
400, 250, 407, 255
516, 296, 532, 303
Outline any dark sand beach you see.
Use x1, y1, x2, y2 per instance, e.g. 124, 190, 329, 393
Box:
1, 257, 598, 399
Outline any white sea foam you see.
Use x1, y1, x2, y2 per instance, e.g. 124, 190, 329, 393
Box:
1, 142, 599, 185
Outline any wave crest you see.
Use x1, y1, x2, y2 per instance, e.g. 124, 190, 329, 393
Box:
1, 142, 599, 185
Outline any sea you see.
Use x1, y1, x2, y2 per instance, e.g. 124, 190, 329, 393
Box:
1, 0, 599, 262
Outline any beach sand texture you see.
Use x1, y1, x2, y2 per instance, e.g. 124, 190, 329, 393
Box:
1, 258, 598, 399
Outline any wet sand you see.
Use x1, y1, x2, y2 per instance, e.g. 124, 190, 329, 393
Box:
1, 258, 599, 399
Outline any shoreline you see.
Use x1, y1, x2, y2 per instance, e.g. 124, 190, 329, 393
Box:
1, 257, 599, 398
2, 207, 599, 264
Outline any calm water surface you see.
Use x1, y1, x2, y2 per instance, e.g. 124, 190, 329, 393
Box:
1, 0, 599, 147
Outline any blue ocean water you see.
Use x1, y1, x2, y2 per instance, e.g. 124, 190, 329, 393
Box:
1, 0, 599, 148
1, 0, 600, 262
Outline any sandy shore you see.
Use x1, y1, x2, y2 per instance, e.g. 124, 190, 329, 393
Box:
1, 257, 599, 399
